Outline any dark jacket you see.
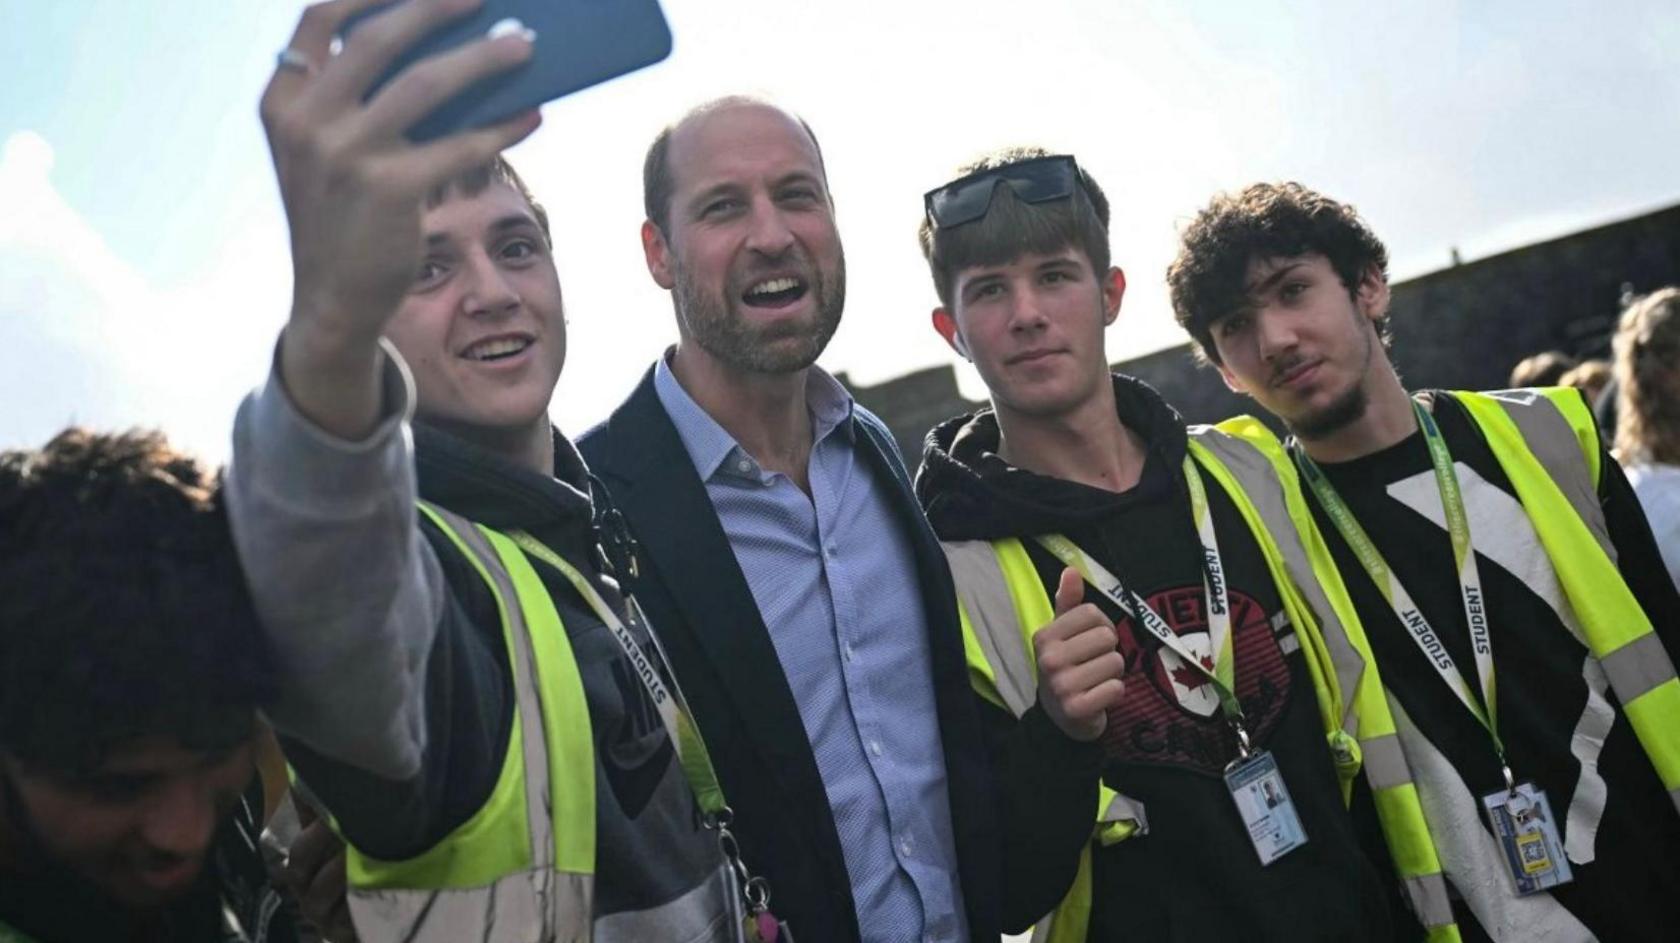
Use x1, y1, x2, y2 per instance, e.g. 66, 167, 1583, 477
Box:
226, 358, 733, 940
916, 375, 1402, 941
578, 366, 1002, 943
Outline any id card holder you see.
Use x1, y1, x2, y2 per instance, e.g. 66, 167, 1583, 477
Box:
1224, 750, 1308, 865
1481, 782, 1572, 895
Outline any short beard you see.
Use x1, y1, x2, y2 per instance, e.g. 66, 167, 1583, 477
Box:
1284, 313, 1376, 442
1289, 382, 1369, 441
673, 253, 846, 375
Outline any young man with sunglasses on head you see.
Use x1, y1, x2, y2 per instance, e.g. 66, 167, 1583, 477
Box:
913, 149, 1404, 941
1168, 182, 1680, 942
226, 4, 745, 940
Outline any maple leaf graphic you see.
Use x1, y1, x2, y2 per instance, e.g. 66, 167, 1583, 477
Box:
1170, 662, 1209, 689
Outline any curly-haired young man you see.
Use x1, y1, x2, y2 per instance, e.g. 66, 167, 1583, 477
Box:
1169, 182, 1680, 942
0, 428, 296, 943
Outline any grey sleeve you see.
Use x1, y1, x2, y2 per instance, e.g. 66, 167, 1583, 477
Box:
225, 340, 445, 781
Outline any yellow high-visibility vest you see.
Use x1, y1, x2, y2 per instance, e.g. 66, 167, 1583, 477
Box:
944, 420, 1460, 942
341, 502, 597, 942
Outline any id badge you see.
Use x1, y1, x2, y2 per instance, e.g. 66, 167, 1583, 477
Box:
1224, 749, 1308, 865
1481, 782, 1572, 895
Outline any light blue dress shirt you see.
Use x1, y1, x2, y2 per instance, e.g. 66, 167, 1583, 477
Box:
654, 357, 968, 942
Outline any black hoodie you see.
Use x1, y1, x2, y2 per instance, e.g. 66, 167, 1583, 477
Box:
916, 375, 1405, 942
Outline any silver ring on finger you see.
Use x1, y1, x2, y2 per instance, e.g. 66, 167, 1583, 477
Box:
275, 47, 318, 76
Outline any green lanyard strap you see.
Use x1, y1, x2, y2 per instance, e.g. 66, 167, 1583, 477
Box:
1036, 456, 1247, 743
506, 532, 728, 815
508, 531, 783, 918
1294, 401, 1507, 769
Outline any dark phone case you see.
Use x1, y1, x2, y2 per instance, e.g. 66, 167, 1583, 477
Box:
345, 0, 672, 141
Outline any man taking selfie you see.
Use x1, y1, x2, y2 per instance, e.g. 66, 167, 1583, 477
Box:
229, 2, 744, 940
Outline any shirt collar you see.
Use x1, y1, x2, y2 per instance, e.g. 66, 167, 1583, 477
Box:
653, 349, 856, 484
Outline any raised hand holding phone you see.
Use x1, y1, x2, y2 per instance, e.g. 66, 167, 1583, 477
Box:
261, 0, 542, 441
1033, 566, 1127, 742
341, 0, 673, 141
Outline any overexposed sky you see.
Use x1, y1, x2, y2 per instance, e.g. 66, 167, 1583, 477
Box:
4, 0, 1678, 460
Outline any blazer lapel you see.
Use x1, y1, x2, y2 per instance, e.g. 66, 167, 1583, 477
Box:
586, 373, 832, 792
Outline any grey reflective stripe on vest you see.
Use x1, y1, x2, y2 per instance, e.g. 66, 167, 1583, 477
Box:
1404, 873, 1457, 931
349, 504, 593, 943
1599, 632, 1677, 703
1600, 631, 1680, 812
440, 506, 556, 874
1479, 393, 1680, 817
1359, 733, 1412, 792
592, 862, 740, 943
1480, 389, 1615, 561
1190, 430, 1462, 927
1188, 428, 1366, 737
1103, 791, 1149, 835
351, 871, 593, 943
943, 538, 1040, 717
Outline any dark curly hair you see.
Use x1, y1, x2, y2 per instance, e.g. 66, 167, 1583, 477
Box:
1168, 182, 1389, 365
0, 428, 277, 773
918, 147, 1112, 309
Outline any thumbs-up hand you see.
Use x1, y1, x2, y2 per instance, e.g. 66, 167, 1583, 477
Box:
1033, 566, 1126, 741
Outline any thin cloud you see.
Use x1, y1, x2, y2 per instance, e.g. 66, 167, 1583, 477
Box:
0, 131, 285, 461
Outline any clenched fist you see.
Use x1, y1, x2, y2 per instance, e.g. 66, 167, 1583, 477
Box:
1033, 566, 1126, 741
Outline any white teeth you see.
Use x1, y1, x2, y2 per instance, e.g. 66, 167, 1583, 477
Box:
464, 337, 531, 361
747, 277, 800, 297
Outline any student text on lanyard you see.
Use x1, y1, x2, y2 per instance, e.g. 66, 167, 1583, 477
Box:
506, 531, 791, 942
1294, 400, 1576, 894
1034, 455, 1250, 752
1036, 455, 1310, 865
1292, 401, 1514, 791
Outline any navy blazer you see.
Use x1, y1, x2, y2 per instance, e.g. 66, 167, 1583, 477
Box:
579, 366, 1000, 942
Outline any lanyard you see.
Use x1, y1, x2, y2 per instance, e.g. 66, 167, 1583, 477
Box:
508, 531, 783, 919
1294, 401, 1509, 777
507, 532, 727, 814
1035, 456, 1249, 747
500, 534, 782, 921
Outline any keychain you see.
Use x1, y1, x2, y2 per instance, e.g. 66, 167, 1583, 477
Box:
713, 808, 794, 942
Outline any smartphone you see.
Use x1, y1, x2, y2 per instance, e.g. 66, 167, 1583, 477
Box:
343, 0, 673, 141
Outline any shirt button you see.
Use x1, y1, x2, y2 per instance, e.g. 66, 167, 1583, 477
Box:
869, 739, 882, 757
736, 459, 752, 474
844, 642, 855, 662
825, 544, 838, 558
899, 836, 914, 856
